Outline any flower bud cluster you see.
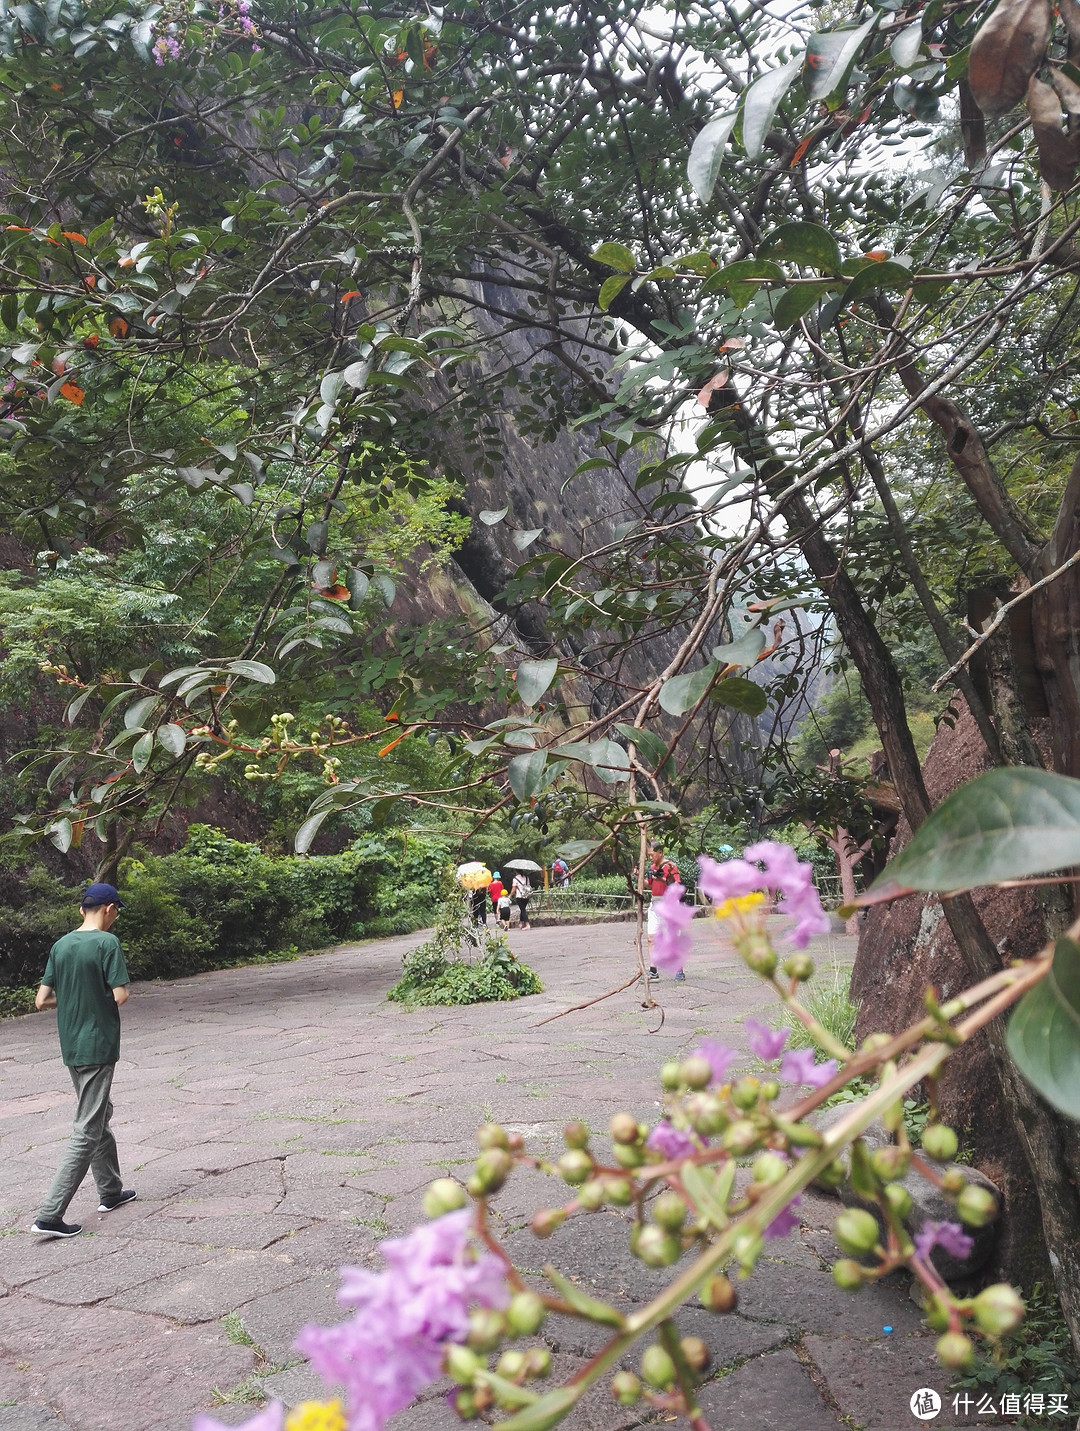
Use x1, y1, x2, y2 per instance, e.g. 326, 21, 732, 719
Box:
443, 1290, 551, 1419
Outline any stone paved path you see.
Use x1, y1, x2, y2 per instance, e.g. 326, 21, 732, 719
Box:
1, 918, 988, 1431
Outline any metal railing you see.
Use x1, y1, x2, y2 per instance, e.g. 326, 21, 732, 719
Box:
528, 889, 636, 916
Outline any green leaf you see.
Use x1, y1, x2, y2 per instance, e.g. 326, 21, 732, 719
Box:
712, 628, 766, 667
508, 748, 549, 801
544, 1265, 626, 1327
156, 723, 187, 757
842, 259, 914, 305
891, 18, 923, 67
513, 527, 544, 550
1, 293, 17, 329
682, 1160, 730, 1228
294, 808, 330, 854
760, 222, 843, 275
479, 506, 508, 524
598, 274, 630, 310
65, 685, 97, 724
475, 1372, 538, 1411
614, 723, 673, 773
589, 737, 632, 783
517, 657, 558, 707
687, 111, 739, 201
557, 838, 604, 859
124, 694, 159, 730
773, 281, 835, 328
701, 258, 784, 307
1007, 938, 1080, 1118
372, 574, 396, 607
712, 676, 768, 715
865, 768, 1080, 904
803, 18, 877, 103
590, 242, 636, 273
227, 660, 276, 684
498, 1387, 581, 1431
742, 56, 802, 160
50, 817, 73, 854
659, 661, 718, 716
131, 730, 154, 773
347, 567, 370, 607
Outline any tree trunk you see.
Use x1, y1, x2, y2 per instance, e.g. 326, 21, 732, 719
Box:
778, 488, 1080, 1353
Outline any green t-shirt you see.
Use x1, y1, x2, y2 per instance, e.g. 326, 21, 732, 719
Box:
42, 930, 129, 1067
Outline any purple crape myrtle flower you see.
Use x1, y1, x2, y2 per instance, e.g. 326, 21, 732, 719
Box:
764, 1194, 802, 1240
294, 1209, 508, 1431
694, 1037, 738, 1085
743, 840, 831, 948
194, 1403, 284, 1431
697, 853, 763, 903
651, 882, 695, 973
914, 1220, 974, 1265
647, 1120, 697, 1161
745, 1018, 789, 1062
779, 1046, 838, 1089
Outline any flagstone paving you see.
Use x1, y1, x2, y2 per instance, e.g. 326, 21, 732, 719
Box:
1, 918, 989, 1430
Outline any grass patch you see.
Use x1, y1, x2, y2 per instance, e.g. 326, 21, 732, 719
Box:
221, 1312, 256, 1349
779, 964, 858, 1054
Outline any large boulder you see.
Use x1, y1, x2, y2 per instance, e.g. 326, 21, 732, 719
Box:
849, 704, 1052, 1285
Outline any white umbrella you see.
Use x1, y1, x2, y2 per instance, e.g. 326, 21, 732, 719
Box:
456, 861, 486, 876
503, 858, 543, 872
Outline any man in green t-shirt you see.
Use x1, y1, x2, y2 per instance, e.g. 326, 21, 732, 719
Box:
32, 882, 137, 1238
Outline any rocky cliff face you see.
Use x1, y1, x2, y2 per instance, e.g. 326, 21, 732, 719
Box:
850, 705, 1052, 1282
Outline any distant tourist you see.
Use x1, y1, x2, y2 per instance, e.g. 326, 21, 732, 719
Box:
471, 887, 488, 925
488, 872, 505, 919
511, 870, 532, 930
31, 883, 137, 1239
551, 857, 569, 887
496, 883, 513, 928
644, 846, 684, 984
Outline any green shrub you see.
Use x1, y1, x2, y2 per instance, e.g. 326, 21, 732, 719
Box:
1, 826, 449, 1002
388, 896, 542, 1008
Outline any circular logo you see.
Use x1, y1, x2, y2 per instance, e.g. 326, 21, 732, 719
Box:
909, 1388, 942, 1421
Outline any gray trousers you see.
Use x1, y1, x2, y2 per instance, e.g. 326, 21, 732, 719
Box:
39, 1063, 123, 1220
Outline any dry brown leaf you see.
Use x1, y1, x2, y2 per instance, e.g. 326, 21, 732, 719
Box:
1058, 0, 1080, 61
1026, 74, 1080, 189
968, 0, 1053, 118
1049, 64, 1080, 114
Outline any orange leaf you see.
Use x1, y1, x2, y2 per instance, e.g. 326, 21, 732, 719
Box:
62, 231, 87, 245
318, 584, 351, 601
59, 382, 84, 406
697, 369, 730, 409
82, 275, 96, 288
378, 733, 405, 757
83, 334, 99, 348
862, 249, 889, 261
118, 257, 134, 267
340, 290, 363, 303
384, 712, 401, 722
790, 134, 814, 167
5, 224, 31, 232
392, 88, 404, 108
109, 317, 128, 338
50, 83, 62, 91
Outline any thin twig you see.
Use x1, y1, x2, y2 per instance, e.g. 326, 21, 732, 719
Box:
533, 972, 643, 1027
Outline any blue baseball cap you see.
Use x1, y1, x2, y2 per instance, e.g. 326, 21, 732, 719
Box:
81, 882, 125, 908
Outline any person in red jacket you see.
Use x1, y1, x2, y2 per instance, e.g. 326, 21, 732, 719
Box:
644, 847, 685, 983
488, 873, 505, 919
